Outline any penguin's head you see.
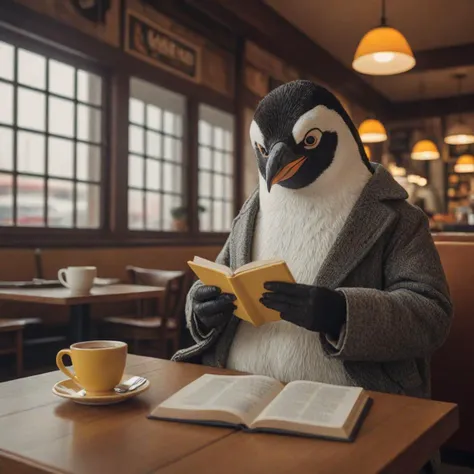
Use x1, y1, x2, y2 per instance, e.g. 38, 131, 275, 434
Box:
250, 80, 372, 193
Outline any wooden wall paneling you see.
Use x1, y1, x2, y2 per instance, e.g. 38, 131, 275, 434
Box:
432, 241, 474, 452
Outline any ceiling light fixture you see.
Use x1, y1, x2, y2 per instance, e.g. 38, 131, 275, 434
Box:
352, 0, 415, 75
454, 154, 474, 173
358, 118, 387, 143
444, 74, 474, 145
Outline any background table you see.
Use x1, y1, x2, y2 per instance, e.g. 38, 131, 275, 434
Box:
0, 356, 458, 474
0, 284, 164, 342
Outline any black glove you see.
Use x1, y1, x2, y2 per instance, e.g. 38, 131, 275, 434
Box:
260, 282, 346, 340
193, 285, 236, 332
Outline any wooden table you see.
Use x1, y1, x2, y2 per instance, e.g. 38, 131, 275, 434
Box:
0, 355, 458, 474
0, 285, 164, 342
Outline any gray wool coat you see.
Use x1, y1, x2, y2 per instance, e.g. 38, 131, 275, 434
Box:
173, 165, 452, 399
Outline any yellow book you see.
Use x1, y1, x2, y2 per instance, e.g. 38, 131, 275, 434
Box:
188, 256, 295, 327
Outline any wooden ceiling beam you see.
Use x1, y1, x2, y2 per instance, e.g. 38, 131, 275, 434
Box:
186, 0, 392, 118
411, 43, 474, 73
390, 93, 474, 121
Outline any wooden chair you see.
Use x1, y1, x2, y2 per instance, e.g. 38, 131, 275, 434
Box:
0, 319, 26, 378
101, 266, 189, 358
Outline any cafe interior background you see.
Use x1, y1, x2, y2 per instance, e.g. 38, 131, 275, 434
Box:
1, 0, 474, 468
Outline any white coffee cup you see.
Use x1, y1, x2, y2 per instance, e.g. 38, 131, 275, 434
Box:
58, 266, 97, 294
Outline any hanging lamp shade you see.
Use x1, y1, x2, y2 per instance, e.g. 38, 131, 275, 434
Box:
363, 145, 371, 160
444, 122, 474, 145
358, 119, 387, 143
411, 139, 440, 160
353, 26, 415, 75
454, 154, 474, 173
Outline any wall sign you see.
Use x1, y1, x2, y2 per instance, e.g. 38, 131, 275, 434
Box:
125, 10, 201, 82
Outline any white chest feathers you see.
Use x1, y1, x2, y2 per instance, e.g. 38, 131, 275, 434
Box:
226, 170, 370, 383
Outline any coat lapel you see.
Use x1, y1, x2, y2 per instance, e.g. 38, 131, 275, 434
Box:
316, 165, 407, 289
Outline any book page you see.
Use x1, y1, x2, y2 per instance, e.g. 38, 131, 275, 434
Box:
253, 381, 363, 428
234, 259, 284, 275
158, 374, 283, 426
192, 256, 233, 277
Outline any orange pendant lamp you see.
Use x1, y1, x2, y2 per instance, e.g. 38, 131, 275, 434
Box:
358, 118, 387, 143
454, 154, 474, 173
353, 0, 415, 75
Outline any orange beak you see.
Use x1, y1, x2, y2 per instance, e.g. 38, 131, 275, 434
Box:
271, 156, 307, 186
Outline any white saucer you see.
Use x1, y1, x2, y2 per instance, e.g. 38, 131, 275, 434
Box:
52, 374, 150, 405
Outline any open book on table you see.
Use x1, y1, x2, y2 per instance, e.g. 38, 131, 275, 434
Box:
149, 374, 372, 442
188, 256, 295, 327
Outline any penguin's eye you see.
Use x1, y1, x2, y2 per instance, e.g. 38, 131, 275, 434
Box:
303, 128, 322, 150
256, 143, 268, 157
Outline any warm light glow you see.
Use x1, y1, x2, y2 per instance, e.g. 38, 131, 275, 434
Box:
407, 174, 428, 186
363, 145, 371, 160
373, 52, 395, 63
358, 119, 387, 143
388, 163, 406, 177
454, 154, 474, 173
352, 26, 415, 75
411, 139, 440, 160
444, 122, 474, 145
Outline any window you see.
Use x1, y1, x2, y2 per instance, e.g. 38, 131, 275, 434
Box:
0, 40, 104, 228
128, 78, 186, 231
198, 104, 234, 232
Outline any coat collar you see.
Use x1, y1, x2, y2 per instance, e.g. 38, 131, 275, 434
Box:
234, 164, 407, 287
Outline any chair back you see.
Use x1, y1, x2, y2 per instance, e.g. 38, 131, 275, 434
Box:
126, 266, 186, 325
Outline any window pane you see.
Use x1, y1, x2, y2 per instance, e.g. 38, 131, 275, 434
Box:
48, 179, 73, 227
164, 136, 174, 160
49, 59, 74, 98
77, 182, 100, 228
214, 151, 225, 173
129, 98, 144, 124
17, 175, 45, 226
199, 121, 211, 145
18, 131, 45, 175
0, 173, 13, 226
199, 171, 212, 197
19, 88, 46, 131
163, 194, 181, 231
213, 201, 224, 232
225, 177, 233, 200
18, 49, 46, 89
128, 189, 144, 230
77, 105, 101, 143
199, 146, 212, 169
146, 192, 160, 230
0, 83, 13, 125
214, 127, 224, 150
146, 104, 161, 130
146, 159, 160, 190
163, 162, 176, 192
49, 96, 74, 137
49, 137, 74, 178
0, 127, 13, 170
129, 155, 144, 188
0, 42, 14, 81
213, 173, 224, 199
163, 111, 174, 135
224, 152, 233, 174
78, 70, 102, 106
199, 198, 211, 231
77, 143, 101, 182
129, 125, 144, 154
146, 130, 161, 158
175, 115, 183, 137
224, 131, 233, 152
174, 165, 182, 194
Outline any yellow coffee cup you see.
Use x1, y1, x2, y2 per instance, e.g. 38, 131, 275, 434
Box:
56, 341, 127, 394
